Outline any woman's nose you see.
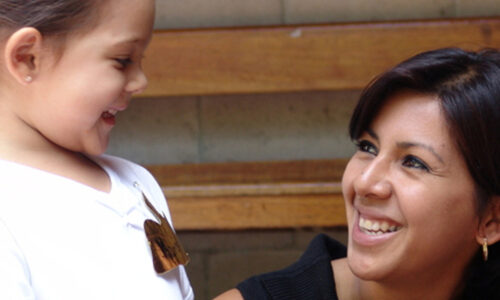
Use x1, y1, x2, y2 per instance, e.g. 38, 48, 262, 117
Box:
353, 157, 392, 200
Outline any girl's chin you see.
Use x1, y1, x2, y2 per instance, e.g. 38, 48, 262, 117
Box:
81, 143, 108, 157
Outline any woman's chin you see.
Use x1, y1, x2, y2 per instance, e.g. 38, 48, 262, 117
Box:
346, 251, 393, 282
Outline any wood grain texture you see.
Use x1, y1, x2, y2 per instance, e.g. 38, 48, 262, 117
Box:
147, 159, 348, 230
139, 18, 500, 229
147, 159, 349, 186
141, 18, 500, 97
166, 194, 346, 230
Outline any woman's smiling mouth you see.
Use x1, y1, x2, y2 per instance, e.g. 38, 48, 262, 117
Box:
358, 216, 402, 235
352, 210, 404, 246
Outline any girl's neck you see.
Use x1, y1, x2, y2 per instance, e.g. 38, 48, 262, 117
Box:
0, 111, 111, 193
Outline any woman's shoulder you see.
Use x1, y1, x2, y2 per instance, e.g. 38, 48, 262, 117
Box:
277, 233, 346, 277
236, 233, 346, 300
304, 233, 347, 261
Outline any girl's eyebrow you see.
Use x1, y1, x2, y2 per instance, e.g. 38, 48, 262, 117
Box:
112, 39, 141, 46
112, 35, 150, 47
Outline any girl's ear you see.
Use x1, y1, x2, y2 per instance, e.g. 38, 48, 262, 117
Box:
4, 27, 43, 85
476, 196, 500, 246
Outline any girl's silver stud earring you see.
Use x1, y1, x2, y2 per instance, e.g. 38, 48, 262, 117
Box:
25, 75, 32, 83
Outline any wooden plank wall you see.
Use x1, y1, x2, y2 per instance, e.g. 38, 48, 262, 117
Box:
141, 17, 500, 230
142, 18, 500, 97
147, 159, 348, 230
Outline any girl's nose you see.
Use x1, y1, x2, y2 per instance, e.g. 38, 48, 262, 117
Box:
353, 157, 392, 200
126, 66, 148, 95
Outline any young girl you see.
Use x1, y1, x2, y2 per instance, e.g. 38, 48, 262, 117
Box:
0, 1, 193, 299
216, 48, 500, 299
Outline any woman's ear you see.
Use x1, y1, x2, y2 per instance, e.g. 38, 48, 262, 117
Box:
476, 196, 500, 246
4, 27, 43, 85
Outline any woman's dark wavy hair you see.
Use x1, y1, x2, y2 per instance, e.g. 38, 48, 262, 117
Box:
349, 47, 500, 299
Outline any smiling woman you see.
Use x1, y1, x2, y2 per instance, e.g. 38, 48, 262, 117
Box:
343, 91, 481, 297
215, 48, 500, 300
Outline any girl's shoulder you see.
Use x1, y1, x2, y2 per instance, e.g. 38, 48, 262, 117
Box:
93, 154, 150, 179
92, 154, 169, 214
0, 159, 58, 190
92, 154, 158, 192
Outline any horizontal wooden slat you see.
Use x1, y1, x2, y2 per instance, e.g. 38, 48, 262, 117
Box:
166, 194, 346, 230
147, 159, 348, 186
163, 182, 341, 198
146, 159, 348, 230
141, 18, 500, 97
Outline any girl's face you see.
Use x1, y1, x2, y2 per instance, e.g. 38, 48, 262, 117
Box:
342, 91, 480, 285
26, 0, 155, 155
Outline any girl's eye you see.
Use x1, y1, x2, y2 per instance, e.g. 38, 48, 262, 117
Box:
402, 155, 430, 172
115, 58, 132, 68
355, 140, 378, 155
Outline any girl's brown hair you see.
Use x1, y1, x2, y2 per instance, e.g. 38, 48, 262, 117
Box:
0, 1, 103, 40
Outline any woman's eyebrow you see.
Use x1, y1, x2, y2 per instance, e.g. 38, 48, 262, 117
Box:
367, 128, 445, 163
396, 141, 444, 163
366, 128, 379, 141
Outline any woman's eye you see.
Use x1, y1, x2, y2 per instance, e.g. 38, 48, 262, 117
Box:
115, 58, 132, 68
355, 140, 378, 155
402, 155, 430, 172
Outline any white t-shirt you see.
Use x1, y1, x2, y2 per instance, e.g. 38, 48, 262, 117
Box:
0, 155, 193, 300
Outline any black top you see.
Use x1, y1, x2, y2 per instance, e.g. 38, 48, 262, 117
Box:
236, 234, 347, 300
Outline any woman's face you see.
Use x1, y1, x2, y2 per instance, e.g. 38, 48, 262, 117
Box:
342, 91, 480, 284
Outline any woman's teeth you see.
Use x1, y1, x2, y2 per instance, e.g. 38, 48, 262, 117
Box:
359, 217, 401, 235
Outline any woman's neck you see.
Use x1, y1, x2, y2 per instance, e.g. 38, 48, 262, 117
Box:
332, 258, 465, 300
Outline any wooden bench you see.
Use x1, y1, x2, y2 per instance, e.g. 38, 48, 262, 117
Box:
141, 17, 500, 230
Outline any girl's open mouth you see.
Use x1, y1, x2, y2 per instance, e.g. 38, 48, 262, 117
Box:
101, 110, 117, 125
